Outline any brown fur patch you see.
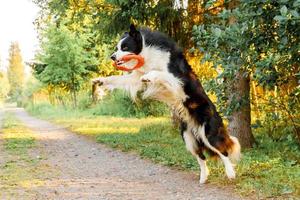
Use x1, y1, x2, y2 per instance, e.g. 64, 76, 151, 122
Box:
215, 127, 235, 155
188, 102, 198, 109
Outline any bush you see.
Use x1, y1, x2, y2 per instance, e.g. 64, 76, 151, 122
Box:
26, 102, 59, 116
92, 90, 169, 118
77, 90, 93, 110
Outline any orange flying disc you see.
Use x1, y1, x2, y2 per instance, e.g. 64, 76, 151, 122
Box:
113, 54, 145, 72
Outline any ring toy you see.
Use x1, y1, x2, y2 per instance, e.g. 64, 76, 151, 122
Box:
113, 54, 145, 72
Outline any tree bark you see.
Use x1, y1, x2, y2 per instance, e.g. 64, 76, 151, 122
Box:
71, 89, 77, 108
225, 0, 255, 148
228, 71, 255, 148
70, 72, 77, 108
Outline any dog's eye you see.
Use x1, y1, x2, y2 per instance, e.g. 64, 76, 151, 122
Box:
122, 46, 129, 51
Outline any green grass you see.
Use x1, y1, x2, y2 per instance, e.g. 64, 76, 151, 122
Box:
2, 114, 36, 153
0, 113, 52, 199
27, 103, 300, 199
27, 89, 169, 119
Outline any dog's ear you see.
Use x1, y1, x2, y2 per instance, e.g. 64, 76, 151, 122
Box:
129, 24, 143, 53
129, 24, 140, 38
130, 24, 137, 32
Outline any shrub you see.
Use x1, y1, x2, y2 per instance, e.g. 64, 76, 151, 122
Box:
91, 90, 169, 118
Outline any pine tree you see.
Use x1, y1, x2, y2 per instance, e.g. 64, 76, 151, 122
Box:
7, 42, 25, 102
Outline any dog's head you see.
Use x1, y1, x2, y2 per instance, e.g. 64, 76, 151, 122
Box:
110, 24, 143, 65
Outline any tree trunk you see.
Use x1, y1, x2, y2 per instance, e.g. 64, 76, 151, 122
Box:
225, 0, 255, 148
228, 71, 255, 148
251, 81, 260, 118
70, 72, 77, 108
71, 89, 77, 108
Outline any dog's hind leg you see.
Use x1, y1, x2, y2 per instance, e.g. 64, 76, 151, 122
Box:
196, 153, 209, 184
194, 125, 236, 179
182, 126, 209, 184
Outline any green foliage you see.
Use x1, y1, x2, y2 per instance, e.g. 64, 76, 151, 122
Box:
25, 102, 77, 119
21, 77, 44, 107
92, 90, 169, 118
26, 89, 169, 118
193, 0, 300, 141
36, 23, 97, 107
7, 42, 25, 103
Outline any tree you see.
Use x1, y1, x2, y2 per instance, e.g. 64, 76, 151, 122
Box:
193, 0, 300, 146
36, 23, 97, 107
246, 0, 300, 141
0, 71, 10, 101
7, 42, 25, 103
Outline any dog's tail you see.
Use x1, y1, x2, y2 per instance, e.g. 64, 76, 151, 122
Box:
228, 135, 241, 163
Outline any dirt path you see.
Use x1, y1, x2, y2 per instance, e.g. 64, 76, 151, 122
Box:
2, 107, 245, 200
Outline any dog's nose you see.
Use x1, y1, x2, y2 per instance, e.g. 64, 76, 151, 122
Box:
110, 54, 116, 61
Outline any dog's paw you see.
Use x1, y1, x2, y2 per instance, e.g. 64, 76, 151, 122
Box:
199, 178, 207, 185
140, 71, 159, 83
92, 77, 105, 86
226, 171, 236, 179
199, 167, 209, 184
225, 167, 236, 179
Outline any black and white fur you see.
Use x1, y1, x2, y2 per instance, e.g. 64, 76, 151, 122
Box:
93, 24, 241, 184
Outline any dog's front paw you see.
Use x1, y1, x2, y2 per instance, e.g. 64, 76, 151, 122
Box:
92, 77, 105, 86
140, 71, 159, 83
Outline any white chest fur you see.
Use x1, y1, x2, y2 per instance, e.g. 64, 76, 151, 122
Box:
140, 46, 171, 73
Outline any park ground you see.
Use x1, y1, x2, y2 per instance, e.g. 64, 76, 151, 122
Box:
0, 107, 243, 200
0, 105, 299, 199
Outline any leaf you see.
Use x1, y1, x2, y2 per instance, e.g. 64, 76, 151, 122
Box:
274, 15, 285, 21
214, 28, 222, 37
293, 0, 300, 7
290, 10, 299, 17
280, 5, 288, 16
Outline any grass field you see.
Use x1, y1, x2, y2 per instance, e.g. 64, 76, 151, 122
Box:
26, 103, 300, 199
0, 112, 52, 199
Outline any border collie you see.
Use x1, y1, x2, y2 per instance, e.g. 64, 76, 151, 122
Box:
93, 24, 241, 184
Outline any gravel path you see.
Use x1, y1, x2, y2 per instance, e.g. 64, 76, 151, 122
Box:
2, 107, 245, 200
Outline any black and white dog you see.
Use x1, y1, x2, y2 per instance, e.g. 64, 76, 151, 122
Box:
93, 24, 241, 184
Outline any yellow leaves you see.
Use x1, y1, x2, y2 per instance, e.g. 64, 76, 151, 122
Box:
186, 52, 217, 80
69, 0, 88, 9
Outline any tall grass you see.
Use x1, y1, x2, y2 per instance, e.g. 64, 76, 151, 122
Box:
27, 90, 170, 118
91, 90, 169, 117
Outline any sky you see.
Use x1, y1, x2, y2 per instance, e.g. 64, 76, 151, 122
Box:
0, 0, 39, 70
